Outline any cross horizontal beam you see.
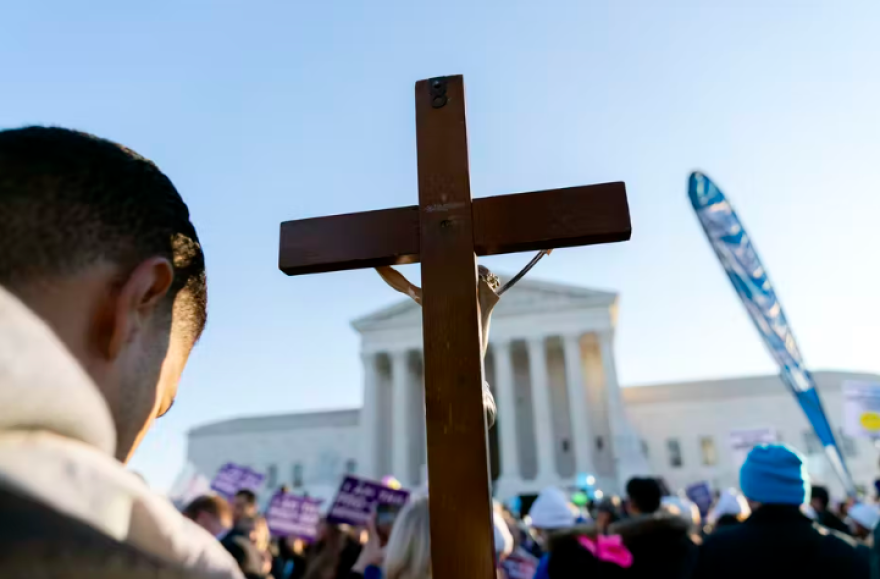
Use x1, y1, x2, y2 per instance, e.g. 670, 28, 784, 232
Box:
279, 181, 629, 275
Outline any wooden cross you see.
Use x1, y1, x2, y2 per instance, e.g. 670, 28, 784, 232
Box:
278, 75, 630, 579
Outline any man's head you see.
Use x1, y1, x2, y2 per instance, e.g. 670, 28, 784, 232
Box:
0, 127, 206, 462
626, 477, 662, 516
740, 444, 810, 507
810, 485, 830, 513
183, 495, 232, 538
233, 489, 258, 523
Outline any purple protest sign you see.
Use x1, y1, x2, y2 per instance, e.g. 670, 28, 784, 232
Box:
685, 481, 713, 518
501, 547, 539, 579
210, 463, 266, 500
265, 491, 323, 541
326, 475, 410, 527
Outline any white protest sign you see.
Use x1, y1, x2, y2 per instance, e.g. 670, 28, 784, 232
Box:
729, 427, 778, 468
843, 381, 880, 439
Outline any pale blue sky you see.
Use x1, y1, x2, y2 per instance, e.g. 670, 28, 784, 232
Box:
3, 1, 879, 491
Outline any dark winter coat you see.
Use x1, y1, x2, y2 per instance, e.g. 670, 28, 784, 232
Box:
693, 504, 869, 579
817, 509, 852, 535
542, 531, 632, 579
222, 529, 269, 579
608, 511, 698, 579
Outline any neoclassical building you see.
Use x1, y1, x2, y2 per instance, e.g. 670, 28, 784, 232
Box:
186, 277, 880, 503
351, 276, 648, 498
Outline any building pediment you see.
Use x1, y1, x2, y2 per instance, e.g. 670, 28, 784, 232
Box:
352, 275, 616, 333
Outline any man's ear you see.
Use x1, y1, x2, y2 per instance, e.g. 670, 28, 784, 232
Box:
104, 257, 174, 360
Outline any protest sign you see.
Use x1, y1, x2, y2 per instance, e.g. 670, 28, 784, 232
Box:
326, 475, 409, 526
210, 463, 266, 500
685, 481, 713, 518
265, 490, 323, 541
729, 427, 777, 469
501, 547, 539, 579
843, 381, 880, 439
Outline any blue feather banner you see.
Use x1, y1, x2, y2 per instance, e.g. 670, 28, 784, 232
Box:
688, 171, 855, 496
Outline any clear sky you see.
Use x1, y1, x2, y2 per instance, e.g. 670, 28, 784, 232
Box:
3, 1, 879, 491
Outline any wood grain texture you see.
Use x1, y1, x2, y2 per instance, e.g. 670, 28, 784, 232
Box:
415, 75, 496, 579
472, 182, 630, 255
279, 206, 419, 275
279, 183, 630, 275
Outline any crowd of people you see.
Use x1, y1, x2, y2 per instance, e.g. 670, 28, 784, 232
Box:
1, 126, 880, 578
173, 442, 880, 579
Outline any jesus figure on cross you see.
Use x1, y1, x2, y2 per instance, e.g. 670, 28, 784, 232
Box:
278, 75, 633, 579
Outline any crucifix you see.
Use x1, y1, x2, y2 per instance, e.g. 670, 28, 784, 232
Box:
278, 75, 630, 578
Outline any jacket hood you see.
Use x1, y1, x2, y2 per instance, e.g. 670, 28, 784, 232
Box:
0, 285, 116, 455
609, 511, 692, 542
0, 285, 242, 579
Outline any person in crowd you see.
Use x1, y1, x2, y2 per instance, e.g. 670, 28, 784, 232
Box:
811, 485, 851, 535
528, 487, 632, 579
350, 515, 386, 579
350, 498, 433, 579
223, 515, 274, 579
595, 498, 622, 535
275, 535, 308, 579
384, 496, 431, 579
0, 127, 240, 578
705, 489, 750, 534
529, 487, 578, 542
184, 494, 234, 539
608, 477, 698, 579
304, 520, 362, 579
235, 490, 260, 524
693, 444, 868, 578
241, 516, 276, 577
541, 529, 633, 579
494, 506, 515, 568
848, 503, 880, 545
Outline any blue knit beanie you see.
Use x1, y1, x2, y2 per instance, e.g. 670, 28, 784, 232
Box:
740, 444, 810, 505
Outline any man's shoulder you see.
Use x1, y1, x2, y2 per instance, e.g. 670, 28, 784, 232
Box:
0, 481, 204, 578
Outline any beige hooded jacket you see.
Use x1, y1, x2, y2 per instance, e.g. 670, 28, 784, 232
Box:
0, 285, 242, 579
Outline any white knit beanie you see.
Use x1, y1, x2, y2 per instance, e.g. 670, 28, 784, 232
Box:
708, 489, 750, 524
529, 487, 575, 530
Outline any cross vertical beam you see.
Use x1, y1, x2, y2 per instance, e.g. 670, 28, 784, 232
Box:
415, 76, 495, 579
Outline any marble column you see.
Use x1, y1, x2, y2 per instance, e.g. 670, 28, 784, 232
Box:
390, 350, 412, 483
527, 337, 557, 481
360, 352, 381, 479
492, 339, 520, 483
598, 331, 650, 487
562, 333, 594, 478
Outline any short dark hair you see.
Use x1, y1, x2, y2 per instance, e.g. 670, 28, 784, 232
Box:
0, 126, 207, 341
182, 495, 231, 521
626, 477, 662, 514
811, 485, 830, 509
235, 489, 257, 505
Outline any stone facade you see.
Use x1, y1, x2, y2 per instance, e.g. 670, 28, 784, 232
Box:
187, 410, 362, 504
185, 278, 880, 502
626, 371, 880, 499
351, 276, 649, 498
